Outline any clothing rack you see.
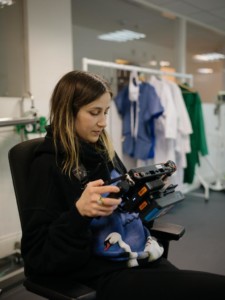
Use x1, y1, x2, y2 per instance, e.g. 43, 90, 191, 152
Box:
82, 58, 194, 86
82, 58, 209, 199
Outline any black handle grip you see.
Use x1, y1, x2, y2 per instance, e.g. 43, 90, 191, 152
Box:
107, 181, 130, 198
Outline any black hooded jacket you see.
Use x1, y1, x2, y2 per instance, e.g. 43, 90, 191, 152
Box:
21, 127, 128, 282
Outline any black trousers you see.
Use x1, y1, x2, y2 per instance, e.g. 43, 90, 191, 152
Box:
96, 258, 225, 299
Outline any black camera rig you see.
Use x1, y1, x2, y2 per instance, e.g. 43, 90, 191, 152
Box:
107, 160, 184, 223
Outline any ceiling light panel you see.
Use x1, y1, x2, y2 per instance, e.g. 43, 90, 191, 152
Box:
197, 68, 213, 74
98, 29, 146, 42
194, 52, 225, 61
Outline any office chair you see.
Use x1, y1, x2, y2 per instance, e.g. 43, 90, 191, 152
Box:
8, 137, 185, 300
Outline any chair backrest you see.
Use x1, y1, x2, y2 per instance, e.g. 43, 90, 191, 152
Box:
8, 137, 44, 230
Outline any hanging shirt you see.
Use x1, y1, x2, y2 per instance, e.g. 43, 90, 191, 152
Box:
114, 75, 164, 160
180, 85, 209, 184
149, 76, 178, 164
163, 80, 193, 189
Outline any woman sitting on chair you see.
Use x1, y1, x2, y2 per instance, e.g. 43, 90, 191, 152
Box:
22, 70, 225, 299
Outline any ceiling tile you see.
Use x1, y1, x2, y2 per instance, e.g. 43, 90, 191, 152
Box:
161, 2, 201, 15
129, 0, 225, 34
183, 0, 225, 10
190, 11, 222, 23
210, 7, 225, 19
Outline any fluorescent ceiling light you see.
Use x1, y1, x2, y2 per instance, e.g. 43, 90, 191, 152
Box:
160, 60, 170, 67
197, 68, 213, 74
115, 59, 130, 64
161, 11, 176, 20
98, 30, 146, 42
149, 61, 157, 67
194, 52, 225, 62
0, 0, 14, 7
148, 60, 170, 67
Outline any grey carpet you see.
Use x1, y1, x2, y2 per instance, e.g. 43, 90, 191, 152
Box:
160, 188, 225, 276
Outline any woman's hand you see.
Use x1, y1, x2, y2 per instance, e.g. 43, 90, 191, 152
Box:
75, 179, 122, 218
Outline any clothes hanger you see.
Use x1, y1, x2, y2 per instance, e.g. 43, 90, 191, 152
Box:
178, 81, 196, 93
138, 72, 146, 82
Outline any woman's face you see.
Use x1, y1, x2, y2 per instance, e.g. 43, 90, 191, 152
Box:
75, 92, 111, 143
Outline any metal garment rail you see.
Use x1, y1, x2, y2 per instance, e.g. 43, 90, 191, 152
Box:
82, 58, 194, 86
82, 58, 211, 199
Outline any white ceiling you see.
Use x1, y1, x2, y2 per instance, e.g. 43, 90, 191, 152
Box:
130, 0, 225, 34
72, 0, 225, 55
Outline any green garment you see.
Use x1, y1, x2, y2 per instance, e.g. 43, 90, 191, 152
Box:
180, 85, 209, 184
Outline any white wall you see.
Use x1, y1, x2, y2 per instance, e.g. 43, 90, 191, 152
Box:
25, 0, 74, 118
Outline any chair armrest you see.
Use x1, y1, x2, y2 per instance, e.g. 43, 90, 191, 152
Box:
24, 277, 96, 300
149, 220, 185, 241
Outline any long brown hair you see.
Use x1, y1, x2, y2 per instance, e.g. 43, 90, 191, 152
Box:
49, 70, 115, 176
